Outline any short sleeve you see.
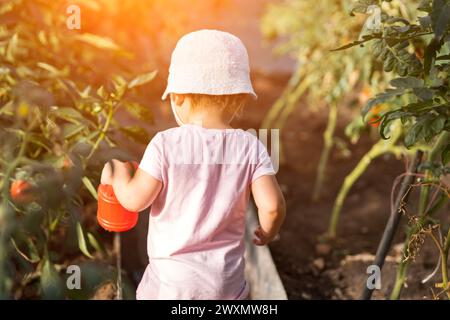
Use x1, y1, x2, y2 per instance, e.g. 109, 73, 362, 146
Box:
251, 139, 276, 183
139, 133, 163, 181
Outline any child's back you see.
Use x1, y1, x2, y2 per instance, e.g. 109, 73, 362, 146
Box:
137, 124, 274, 299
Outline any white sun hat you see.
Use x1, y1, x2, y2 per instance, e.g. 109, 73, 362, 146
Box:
162, 29, 257, 100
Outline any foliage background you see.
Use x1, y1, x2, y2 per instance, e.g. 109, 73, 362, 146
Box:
0, 0, 448, 300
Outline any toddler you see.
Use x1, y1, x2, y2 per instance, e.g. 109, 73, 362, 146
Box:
101, 30, 286, 300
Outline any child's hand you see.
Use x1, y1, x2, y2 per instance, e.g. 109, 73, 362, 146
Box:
101, 161, 114, 185
100, 158, 161, 212
101, 160, 130, 185
251, 175, 286, 247
253, 226, 278, 246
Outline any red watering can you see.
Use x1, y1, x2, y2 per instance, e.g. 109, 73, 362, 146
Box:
97, 161, 139, 232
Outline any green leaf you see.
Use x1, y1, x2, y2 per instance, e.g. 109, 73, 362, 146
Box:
403, 99, 434, 112
63, 123, 85, 139
372, 36, 422, 77
51, 107, 83, 121
442, 143, 450, 164
383, 55, 395, 72
412, 87, 434, 101
76, 222, 94, 259
379, 109, 411, 140
6, 33, 19, 62
431, 0, 450, 40
0, 100, 14, 116
82, 176, 98, 200
79, 86, 92, 99
122, 101, 153, 123
362, 88, 405, 118
37, 62, 68, 77
436, 54, 450, 60
390, 77, 424, 89
96, 86, 107, 99
128, 70, 157, 89
403, 115, 444, 148
40, 257, 64, 299
49, 216, 60, 232
349, 0, 378, 16
430, 115, 446, 135
11, 238, 40, 263
113, 75, 128, 98
87, 232, 104, 255
404, 123, 420, 147
75, 33, 121, 51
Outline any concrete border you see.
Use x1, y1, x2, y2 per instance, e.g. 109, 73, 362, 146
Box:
244, 201, 287, 300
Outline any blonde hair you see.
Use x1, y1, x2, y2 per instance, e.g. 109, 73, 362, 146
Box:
183, 93, 250, 117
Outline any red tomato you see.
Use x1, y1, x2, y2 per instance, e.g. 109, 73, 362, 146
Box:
10, 180, 35, 204
368, 114, 382, 128
415, 47, 424, 59
62, 157, 73, 169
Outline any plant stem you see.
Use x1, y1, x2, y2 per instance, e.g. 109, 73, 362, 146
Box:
274, 77, 311, 129
313, 101, 338, 201
327, 121, 402, 238
390, 131, 450, 299
86, 103, 114, 161
0, 129, 29, 298
2, 132, 29, 201
390, 260, 408, 299
442, 227, 450, 299
114, 233, 122, 300
261, 68, 303, 129
328, 144, 384, 237
360, 150, 423, 300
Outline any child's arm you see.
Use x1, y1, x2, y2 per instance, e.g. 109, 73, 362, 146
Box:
101, 160, 162, 212
251, 175, 286, 246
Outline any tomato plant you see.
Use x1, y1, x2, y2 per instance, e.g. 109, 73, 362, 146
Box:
336, 0, 449, 299
263, 0, 449, 299
260, 0, 399, 201
0, 0, 239, 300
0, 0, 156, 299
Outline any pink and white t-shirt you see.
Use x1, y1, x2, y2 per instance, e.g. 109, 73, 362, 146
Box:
136, 124, 275, 300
